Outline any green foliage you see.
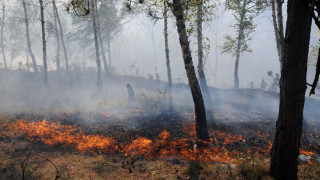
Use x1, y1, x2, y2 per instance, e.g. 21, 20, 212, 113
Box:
308, 44, 319, 66
221, 0, 268, 56
67, 0, 91, 16
68, 0, 126, 53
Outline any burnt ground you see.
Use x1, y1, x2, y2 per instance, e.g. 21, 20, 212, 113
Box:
0, 112, 320, 179
0, 86, 320, 179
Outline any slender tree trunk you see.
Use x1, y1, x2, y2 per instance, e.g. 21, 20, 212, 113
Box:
47, 53, 53, 70
269, 0, 312, 178
91, 0, 102, 89
9, 56, 13, 68
234, 0, 247, 88
271, 0, 284, 68
145, 22, 157, 65
164, 1, 173, 112
214, 27, 218, 86
271, 0, 281, 61
39, 0, 48, 85
172, 0, 209, 140
1, 3, 7, 69
106, 32, 112, 68
95, 1, 110, 75
22, 0, 38, 72
52, 0, 60, 71
276, 0, 284, 66
197, 0, 211, 106
26, 50, 30, 72
150, 29, 157, 65
53, 0, 69, 73
82, 50, 86, 71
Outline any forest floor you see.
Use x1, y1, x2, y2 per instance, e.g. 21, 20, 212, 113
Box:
0, 106, 319, 180
0, 72, 319, 179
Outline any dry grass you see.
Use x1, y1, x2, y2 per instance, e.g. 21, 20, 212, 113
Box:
1, 148, 320, 179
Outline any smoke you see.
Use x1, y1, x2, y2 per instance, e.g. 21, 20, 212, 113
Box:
0, 0, 319, 129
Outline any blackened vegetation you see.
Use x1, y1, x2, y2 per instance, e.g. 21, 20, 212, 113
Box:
3, 109, 320, 158
1, 84, 320, 178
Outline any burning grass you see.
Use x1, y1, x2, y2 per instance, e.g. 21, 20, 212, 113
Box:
0, 111, 319, 180
9, 119, 317, 165
10, 120, 118, 153
10, 120, 243, 163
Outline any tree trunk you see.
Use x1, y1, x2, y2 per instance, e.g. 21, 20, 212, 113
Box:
271, 0, 284, 68
172, 0, 209, 140
197, 0, 211, 106
271, 0, 281, 60
39, 0, 48, 85
269, 0, 312, 178
164, 1, 173, 112
52, 0, 60, 71
214, 28, 218, 86
91, 0, 102, 89
95, 1, 110, 75
234, 0, 247, 88
106, 33, 112, 68
9, 56, 13, 68
26, 50, 30, 72
82, 50, 86, 71
276, 0, 284, 66
53, 0, 69, 73
22, 0, 38, 72
1, 3, 7, 69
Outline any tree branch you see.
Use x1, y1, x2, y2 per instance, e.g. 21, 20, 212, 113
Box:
309, 46, 320, 96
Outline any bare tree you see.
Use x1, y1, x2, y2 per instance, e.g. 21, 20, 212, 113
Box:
106, 31, 112, 67
1, 1, 7, 69
197, 0, 211, 106
95, 1, 110, 75
39, 0, 48, 85
52, 0, 60, 71
91, 0, 102, 89
271, 0, 284, 67
52, 0, 69, 73
164, 0, 173, 112
22, 0, 38, 72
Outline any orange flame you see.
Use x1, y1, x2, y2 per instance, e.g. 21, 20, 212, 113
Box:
10, 120, 118, 153
11, 120, 316, 164
300, 149, 315, 156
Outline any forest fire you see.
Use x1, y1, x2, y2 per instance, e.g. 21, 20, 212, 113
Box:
10, 120, 118, 153
9, 119, 315, 165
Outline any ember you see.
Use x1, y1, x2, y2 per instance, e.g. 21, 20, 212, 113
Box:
300, 149, 315, 156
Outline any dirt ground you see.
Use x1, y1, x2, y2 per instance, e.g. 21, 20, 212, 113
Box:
0, 111, 319, 180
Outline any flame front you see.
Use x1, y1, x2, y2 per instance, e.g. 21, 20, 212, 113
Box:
10, 120, 316, 164
10, 120, 118, 153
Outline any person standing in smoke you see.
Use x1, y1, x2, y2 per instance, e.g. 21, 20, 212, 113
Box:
126, 83, 135, 105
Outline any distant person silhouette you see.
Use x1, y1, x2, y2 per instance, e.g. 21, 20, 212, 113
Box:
126, 83, 135, 104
